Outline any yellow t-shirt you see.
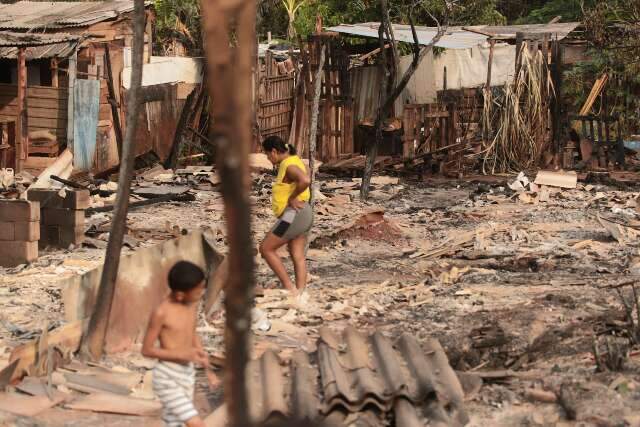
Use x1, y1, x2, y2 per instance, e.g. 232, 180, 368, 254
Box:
272, 155, 311, 217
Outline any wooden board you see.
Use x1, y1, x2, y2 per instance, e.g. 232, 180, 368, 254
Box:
0, 392, 65, 416
65, 393, 162, 416
534, 170, 578, 189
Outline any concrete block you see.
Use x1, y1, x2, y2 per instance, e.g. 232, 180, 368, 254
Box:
27, 189, 90, 210
0, 221, 40, 242
41, 208, 85, 227
0, 240, 38, 267
0, 200, 40, 222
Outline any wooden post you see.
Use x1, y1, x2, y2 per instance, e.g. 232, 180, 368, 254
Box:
486, 39, 495, 89
67, 49, 77, 153
443, 66, 447, 91
51, 58, 59, 88
16, 48, 27, 173
550, 37, 563, 154
201, 1, 256, 426
309, 44, 326, 207
515, 32, 524, 79
80, 0, 146, 361
104, 44, 124, 159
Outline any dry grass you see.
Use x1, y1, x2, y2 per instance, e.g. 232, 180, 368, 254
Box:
482, 46, 554, 174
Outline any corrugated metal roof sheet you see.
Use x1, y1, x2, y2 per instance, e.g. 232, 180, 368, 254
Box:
0, 31, 79, 59
329, 23, 486, 50
471, 22, 581, 40
245, 326, 470, 426
328, 22, 581, 49
0, 1, 150, 30
0, 31, 79, 47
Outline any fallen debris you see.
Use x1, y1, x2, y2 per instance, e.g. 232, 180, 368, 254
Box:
534, 170, 578, 189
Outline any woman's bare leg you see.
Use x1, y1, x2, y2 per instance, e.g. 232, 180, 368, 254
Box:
288, 234, 308, 293
260, 233, 296, 294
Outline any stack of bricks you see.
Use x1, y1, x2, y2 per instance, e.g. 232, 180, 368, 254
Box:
0, 200, 40, 267
27, 189, 90, 249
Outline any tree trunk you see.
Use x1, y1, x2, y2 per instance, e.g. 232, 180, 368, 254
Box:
201, 1, 256, 426
361, 2, 391, 200
288, 11, 296, 40
309, 44, 326, 207
360, 5, 446, 200
81, 0, 146, 360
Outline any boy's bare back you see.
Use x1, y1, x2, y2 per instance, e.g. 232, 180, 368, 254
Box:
155, 298, 198, 354
142, 280, 208, 366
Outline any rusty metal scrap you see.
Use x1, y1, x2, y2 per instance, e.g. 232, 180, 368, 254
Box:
245, 327, 469, 426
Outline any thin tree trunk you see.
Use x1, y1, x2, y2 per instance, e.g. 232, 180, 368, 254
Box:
309, 44, 326, 207
288, 11, 296, 40
201, 1, 256, 426
361, 3, 390, 200
81, 0, 146, 360
360, 4, 446, 200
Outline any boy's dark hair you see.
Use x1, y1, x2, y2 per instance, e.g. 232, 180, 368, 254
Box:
263, 135, 296, 155
168, 261, 205, 292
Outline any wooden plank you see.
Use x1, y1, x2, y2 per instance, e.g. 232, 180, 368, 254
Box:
0, 96, 67, 110
65, 393, 162, 416
0, 105, 68, 121
0, 392, 65, 417
28, 117, 67, 130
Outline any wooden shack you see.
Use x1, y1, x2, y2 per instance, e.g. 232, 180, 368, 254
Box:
0, 0, 155, 174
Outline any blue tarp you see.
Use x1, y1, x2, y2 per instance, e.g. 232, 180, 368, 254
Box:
73, 79, 100, 170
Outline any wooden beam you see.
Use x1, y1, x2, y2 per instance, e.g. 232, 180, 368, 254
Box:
486, 39, 495, 89
16, 48, 27, 173
51, 58, 59, 88
67, 49, 77, 153
356, 43, 391, 62
104, 43, 124, 158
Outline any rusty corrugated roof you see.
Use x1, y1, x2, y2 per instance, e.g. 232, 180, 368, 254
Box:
0, 1, 151, 30
245, 326, 469, 426
0, 31, 80, 59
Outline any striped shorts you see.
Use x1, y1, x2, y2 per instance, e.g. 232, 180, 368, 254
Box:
152, 361, 199, 426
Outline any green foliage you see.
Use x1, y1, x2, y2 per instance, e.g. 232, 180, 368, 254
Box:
153, 0, 201, 55
519, 0, 593, 24
563, 0, 640, 134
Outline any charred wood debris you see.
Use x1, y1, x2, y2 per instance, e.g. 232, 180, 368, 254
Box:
2, 24, 640, 427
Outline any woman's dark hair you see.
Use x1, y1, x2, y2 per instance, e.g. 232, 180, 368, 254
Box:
262, 135, 296, 155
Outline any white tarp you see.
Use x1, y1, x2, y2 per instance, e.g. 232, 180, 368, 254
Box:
122, 56, 203, 88
400, 42, 516, 103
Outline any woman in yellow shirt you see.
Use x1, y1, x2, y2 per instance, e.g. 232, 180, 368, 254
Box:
259, 136, 313, 297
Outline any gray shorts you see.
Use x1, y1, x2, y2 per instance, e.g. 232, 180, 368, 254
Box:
271, 203, 313, 241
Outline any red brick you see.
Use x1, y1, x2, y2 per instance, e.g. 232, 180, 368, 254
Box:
0, 200, 40, 222
0, 240, 38, 267
27, 189, 90, 210
0, 221, 39, 242
41, 208, 85, 227
40, 225, 84, 248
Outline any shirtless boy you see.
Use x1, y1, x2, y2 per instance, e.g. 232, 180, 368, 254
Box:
142, 261, 220, 427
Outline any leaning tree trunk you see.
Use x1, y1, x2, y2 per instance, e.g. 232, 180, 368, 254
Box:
81, 0, 146, 360
360, 3, 446, 200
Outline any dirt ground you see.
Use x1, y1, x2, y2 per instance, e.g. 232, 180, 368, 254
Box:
1, 171, 640, 426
